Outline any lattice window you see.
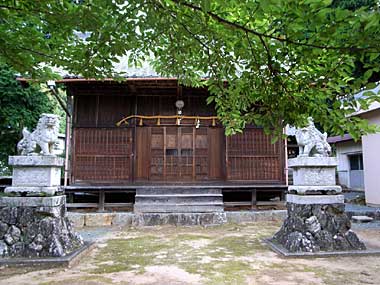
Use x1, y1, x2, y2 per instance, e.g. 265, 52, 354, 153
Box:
73, 128, 132, 182
227, 128, 283, 181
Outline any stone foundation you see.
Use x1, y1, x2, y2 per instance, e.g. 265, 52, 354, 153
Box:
273, 200, 366, 253
0, 196, 83, 258
132, 212, 227, 226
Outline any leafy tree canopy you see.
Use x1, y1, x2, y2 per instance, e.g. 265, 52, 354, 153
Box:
1, 0, 380, 138
332, 0, 378, 11
0, 65, 56, 174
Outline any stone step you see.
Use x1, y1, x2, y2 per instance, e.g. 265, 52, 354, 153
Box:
133, 212, 227, 226
134, 203, 224, 213
136, 188, 222, 195
134, 187, 224, 214
135, 201, 224, 206
351, 215, 374, 223
136, 194, 223, 197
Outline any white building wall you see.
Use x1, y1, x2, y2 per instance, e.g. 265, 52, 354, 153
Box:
361, 109, 380, 206
335, 141, 362, 189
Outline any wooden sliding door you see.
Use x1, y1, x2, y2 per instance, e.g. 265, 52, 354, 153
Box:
135, 126, 224, 182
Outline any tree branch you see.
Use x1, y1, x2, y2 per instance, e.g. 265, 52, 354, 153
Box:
171, 0, 380, 52
0, 4, 54, 15
245, 31, 260, 69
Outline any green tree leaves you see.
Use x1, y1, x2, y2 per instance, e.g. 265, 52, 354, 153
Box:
1, 0, 380, 138
0, 65, 55, 173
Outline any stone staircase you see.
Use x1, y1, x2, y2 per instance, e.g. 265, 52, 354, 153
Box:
134, 187, 224, 213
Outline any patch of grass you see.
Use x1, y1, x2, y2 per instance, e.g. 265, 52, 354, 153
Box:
0, 192, 18, 197
171, 234, 263, 283
206, 261, 254, 285
89, 222, 279, 282
257, 261, 349, 285
176, 233, 212, 240
206, 236, 266, 258
90, 236, 171, 274
39, 275, 113, 285
300, 264, 368, 285
179, 258, 254, 284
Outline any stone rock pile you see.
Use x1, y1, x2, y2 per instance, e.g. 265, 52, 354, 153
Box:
274, 202, 365, 252
0, 196, 82, 258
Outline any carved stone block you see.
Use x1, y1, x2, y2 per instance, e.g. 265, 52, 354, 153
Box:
5, 156, 64, 196
286, 194, 344, 204
288, 185, 342, 195
288, 157, 340, 194
12, 167, 61, 187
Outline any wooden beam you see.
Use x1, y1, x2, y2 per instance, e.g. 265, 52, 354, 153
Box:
223, 202, 251, 206
66, 202, 133, 208
67, 203, 98, 208
103, 203, 133, 207
256, 201, 285, 206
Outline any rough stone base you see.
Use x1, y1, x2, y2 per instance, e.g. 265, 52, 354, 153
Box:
0, 242, 93, 268
0, 196, 83, 258
132, 212, 227, 226
266, 238, 380, 258
273, 202, 366, 253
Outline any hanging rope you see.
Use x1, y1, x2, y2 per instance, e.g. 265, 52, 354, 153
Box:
116, 115, 218, 127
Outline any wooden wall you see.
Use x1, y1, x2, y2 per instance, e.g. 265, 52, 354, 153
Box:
67, 81, 285, 185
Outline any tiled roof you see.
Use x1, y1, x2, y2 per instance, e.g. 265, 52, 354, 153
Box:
327, 134, 354, 144
350, 84, 380, 115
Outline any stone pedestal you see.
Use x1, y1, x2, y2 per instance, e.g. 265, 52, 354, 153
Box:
0, 156, 83, 259
272, 156, 365, 253
5, 156, 64, 196
288, 157, 342, 195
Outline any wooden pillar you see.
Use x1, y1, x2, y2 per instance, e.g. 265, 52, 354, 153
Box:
68, 193, 74, 203
64, 110, 71, 186
192, 128, 196, 180
98, 191, 105, 212
251, 189, 257, 210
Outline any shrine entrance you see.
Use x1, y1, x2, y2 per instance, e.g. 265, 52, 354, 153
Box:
135, 126, 225, 182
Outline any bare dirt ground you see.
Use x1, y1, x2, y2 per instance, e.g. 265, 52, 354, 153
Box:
1, 221, 380, 285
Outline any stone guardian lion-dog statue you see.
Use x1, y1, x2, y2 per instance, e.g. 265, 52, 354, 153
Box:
17, 113, 60, 156
295, 117, 331, 157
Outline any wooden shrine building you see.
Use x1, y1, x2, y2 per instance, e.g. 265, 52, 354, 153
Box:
60, 78, 287, 211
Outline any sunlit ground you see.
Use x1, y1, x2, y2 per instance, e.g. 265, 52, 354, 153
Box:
1, 221, 380, 285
